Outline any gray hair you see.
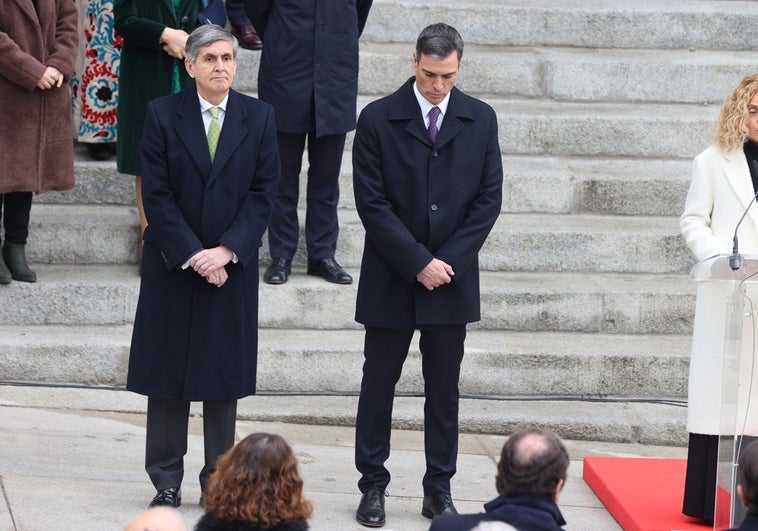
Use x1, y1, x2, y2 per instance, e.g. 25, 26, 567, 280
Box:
415, 23, 464, 61
185, 24, 239, 62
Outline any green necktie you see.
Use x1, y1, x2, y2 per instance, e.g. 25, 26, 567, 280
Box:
207, 106, 220, 161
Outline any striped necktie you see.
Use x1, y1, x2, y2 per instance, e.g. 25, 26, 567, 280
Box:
428, 106, 441, 143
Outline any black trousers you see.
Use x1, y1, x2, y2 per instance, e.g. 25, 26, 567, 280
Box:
0, 192, 33, 244
145, 397, 237, 492
355, 324, 466, 495
267, 131, 346, 261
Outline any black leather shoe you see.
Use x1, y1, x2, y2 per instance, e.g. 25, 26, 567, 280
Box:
149, 487, 181, 508
263, 257, 291, 284
356, 488, 386, 527
307, 257, 352, 284
421, 491, 458, 519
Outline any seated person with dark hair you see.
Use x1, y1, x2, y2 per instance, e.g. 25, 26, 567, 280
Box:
429, 428, 568, 531
728, 439, 758, 531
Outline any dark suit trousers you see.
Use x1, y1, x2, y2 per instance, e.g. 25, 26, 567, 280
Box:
267, 131, 346, 261
145, 397, 237, 492
355, 324, 466, 495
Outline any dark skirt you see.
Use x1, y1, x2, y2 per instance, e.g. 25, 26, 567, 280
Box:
682, 433, 718, 521
683, 433, 756, 523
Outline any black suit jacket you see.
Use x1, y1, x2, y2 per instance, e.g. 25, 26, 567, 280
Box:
352, 77, 503, 328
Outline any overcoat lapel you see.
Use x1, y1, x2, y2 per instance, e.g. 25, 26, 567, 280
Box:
389, 80, 471, 148
207, 90, 247, 187
723, 148, 758, 235
174, 90, 210, 178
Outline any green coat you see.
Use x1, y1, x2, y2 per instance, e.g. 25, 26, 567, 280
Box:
114, 0, 198, 176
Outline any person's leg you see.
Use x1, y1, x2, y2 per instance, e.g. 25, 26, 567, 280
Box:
355, 326, 415, 492
419, 324, 467, 495
304, 133, 346, 261
268, 132, 306, 260
145, 397, 190, 492
199, 399, 237, 494
2, 192, 35, 282
2, 191, 32, 244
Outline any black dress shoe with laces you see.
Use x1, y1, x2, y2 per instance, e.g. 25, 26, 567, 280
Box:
149, 487, 181, 508
356, 488, 386, 527
422, 491, 458, 519
307, 257, 352, 284
263, 257, 291, 284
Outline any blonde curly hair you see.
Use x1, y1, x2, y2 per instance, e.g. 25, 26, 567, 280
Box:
714, 73, 758, 153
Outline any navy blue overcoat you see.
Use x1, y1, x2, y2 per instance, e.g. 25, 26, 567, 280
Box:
352, 78, 503, 328
243, 0, 372, 136
127, 88, 280, 401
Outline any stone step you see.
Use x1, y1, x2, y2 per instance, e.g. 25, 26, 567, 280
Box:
54, 151, 692, 218
362, 0, 758, 52
0, 326, 690, 398
354, 42, 758, 104
0, 265, 696, 334
23, 204, 694, 273
0, 384, 688, 446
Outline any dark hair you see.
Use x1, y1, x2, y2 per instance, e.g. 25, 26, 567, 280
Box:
202, 433, 313, 527
495, 428, 569, 499
185, 24, 238, 62
739, 439, 758, 513
415, 23, 464, 61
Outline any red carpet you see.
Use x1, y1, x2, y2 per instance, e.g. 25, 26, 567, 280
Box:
583, 457, 724, 531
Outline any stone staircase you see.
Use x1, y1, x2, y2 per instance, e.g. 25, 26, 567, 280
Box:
5, 0, 758, 445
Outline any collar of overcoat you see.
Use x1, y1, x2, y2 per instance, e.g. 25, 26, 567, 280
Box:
173, 88, 248, 188
723, 147, 758, 229
388, 77, 475, 149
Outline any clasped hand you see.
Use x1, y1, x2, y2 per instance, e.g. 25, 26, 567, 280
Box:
159, 27, 189, 59
36, 66, 63, 90
190, 245, 234, 287
416, 258, 454, 291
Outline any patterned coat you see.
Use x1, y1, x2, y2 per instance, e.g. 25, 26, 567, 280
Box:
0, 0, 78, 194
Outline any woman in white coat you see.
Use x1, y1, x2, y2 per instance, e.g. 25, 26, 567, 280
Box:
681, 73, 758, 521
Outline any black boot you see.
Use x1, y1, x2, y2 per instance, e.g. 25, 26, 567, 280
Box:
0, 247, 10, 284
3, 242, 36, 283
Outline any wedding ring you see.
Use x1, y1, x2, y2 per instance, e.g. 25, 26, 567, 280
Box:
51, 74, 57, 81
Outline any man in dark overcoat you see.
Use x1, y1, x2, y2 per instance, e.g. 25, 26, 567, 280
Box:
243, 0, 372, 285
351, 23, 503, 528
126, 24, 280, 509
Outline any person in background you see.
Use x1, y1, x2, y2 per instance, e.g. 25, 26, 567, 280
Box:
126, 25, 280, 509
727, 439, 758, 531
351, 22, 503, 528
0, 0, 78, 285
225, 0, 261, 50
244, 0, 373, 285
71, 0, 121, 161
114, 0, 199, 251
429, 429, 568, 531
195, 433, 312, 531
124, 507, 186, 531
680, 73, 758, 523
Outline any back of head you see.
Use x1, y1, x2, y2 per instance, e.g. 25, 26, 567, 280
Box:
124, 507, 186, 531
739, 439, 758, 513
202, 432, 313, 527
495, 428, 569, 500
415, 22, 464, 61
714, 73, 758, 153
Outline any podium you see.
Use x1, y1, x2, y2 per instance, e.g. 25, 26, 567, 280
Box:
690, 254, 758, 529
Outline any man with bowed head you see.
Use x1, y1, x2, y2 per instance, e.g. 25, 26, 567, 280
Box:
126, 24, 280, 509
429, 429, 569, 531
351, 22, 503, 528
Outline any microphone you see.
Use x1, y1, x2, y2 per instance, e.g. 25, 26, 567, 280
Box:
729, 160, 758, 270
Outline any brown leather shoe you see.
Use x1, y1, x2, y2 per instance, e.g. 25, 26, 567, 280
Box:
232, 24, 262, 50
